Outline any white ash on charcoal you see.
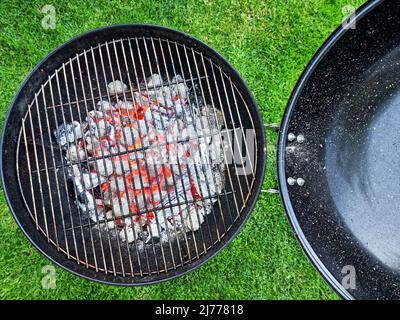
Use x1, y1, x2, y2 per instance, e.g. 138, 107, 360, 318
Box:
107, 80, 127, 96
54, 75, 226, 249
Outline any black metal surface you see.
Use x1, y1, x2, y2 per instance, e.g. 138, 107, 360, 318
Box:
278, 0, 400, 299
1, 25, 266, 285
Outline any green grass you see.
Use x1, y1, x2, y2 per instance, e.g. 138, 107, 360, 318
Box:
0, 0, 365, 300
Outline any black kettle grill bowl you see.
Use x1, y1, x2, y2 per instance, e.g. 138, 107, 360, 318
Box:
1, 25, 266, 285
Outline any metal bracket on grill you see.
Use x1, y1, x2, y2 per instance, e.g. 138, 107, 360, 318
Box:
261, 123, 280, 194
261, 188, 279, 194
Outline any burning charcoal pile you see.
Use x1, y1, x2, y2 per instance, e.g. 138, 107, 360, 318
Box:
54, 74, 226, 248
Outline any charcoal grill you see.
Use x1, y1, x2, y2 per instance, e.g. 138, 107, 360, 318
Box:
1, 25, 266, 284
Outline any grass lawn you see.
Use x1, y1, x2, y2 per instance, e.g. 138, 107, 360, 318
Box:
0, 0, 365, 299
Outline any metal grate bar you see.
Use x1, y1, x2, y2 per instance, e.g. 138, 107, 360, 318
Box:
199, 53, 258, 214
188, 48, 233, 232
45, 76, 208, 110
90, 43, 148, 276
158, 38, 225, 251
41, 86, 69, 256
153, 36, 222, 249
47, 76, 80, 262
143, 36, 211, 258
71, 53, 114, 274
65, 190, 235, 232
125, 37, 188, 267
120, 39, 180, 270
135, 36, 192, 268
95, 44, 136, 276
54, 68, 90, 267
61, 62, 101, 271
97, 42, 139, 276
26, 103, 51, 241
169, 40, 218, 249
110, 39, 166, 274
174, 42, 241, 226
89, 44, 145, 276
164, 39, 211, 258
20, 121, 40, 231
33, 93, 60, 249
167, 40, 227, 245
124, 38, 156, 274
182, 44, 233, 236
30, 127, 240, 174
202, 55, 243, 219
